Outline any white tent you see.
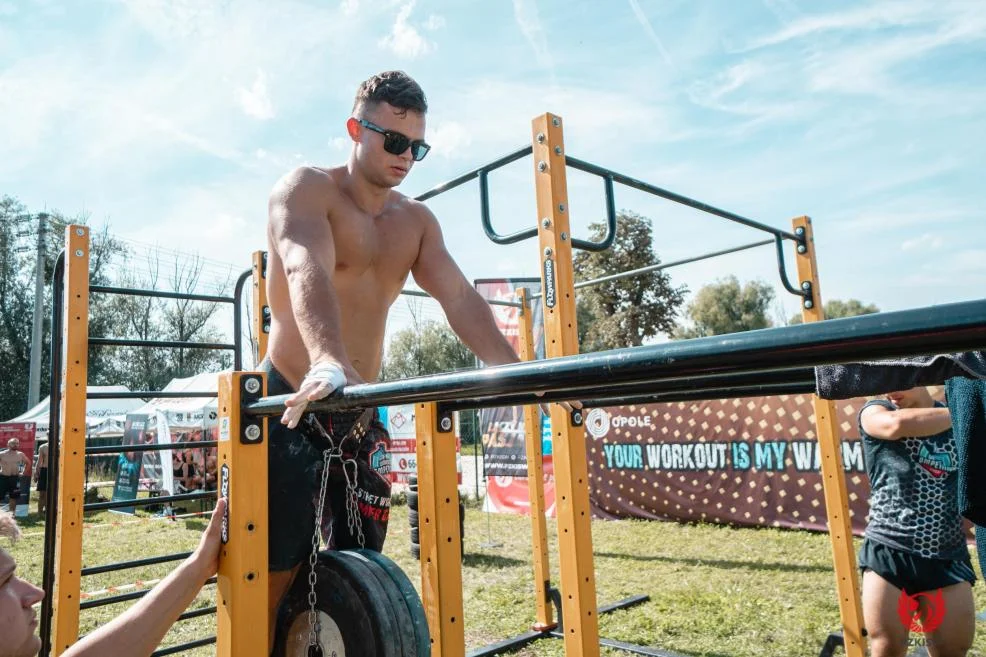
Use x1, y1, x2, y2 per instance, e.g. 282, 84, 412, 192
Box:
4, 386, 145, 440
131, 371, 225, 431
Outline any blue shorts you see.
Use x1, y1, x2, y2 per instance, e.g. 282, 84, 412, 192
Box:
858, 538, 976, 593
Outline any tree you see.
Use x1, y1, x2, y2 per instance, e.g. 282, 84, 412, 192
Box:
788, 299, 880, 325
380, 320, 475, 381
573, 211, 687, 352
675, 276, 775, 338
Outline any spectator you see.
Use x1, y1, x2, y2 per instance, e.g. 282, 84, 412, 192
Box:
0, 439, 29, 513
31, 441, 48, 515
857, 386, 975, 656
0, 498, 225, 657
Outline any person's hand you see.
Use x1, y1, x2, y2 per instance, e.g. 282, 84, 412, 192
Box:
281, 361, 350, 429
535, 394, 583, 417
191, 497, 226, 581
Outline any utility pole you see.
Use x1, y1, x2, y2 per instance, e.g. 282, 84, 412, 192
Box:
27, 213, 47, 411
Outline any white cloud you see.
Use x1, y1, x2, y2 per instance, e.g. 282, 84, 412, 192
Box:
428, 121, 472, 159
901, 233, 944, 251
511, 0, 553, 71
340, 0, 359, 16
237, 69, 275, 120
626, 0, 675, 69
378, 0, 436, 60
424, 14, 445, 31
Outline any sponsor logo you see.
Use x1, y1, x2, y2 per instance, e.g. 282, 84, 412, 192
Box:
585, 408, 610, 439
543, 259, 556, 308
219, 464, 230, 544
918, 443, 952, 478
897, 588, 946, 633
369, 442, 392, 475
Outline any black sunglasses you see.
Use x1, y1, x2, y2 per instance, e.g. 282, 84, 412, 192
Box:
356, 118, 431, 161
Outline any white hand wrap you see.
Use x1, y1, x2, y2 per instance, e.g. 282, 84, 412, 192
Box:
281, 361, 348, 429
300, 361, 347, 394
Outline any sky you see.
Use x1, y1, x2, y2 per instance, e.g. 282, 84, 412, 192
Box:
2, 0, 984, 345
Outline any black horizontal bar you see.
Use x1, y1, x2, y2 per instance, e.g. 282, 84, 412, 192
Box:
90, 285, 235, 304
175, 606, 217, 622
441, 369, 815, 412
82, 552, 193, 577
86, 440, 218, 456
245, 298, 986, 417
80, 578, 216, 610
151, 636, 217, 657
89, 338, 236, 350
414, 146, 532, 202
565, 155, 799, 242
84, 491, 216, 512
581, 380, 817, 409
87, 391, 217, 399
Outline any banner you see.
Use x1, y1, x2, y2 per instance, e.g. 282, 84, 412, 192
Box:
585, 394, 875, 533
0, 423, 36, 517
378, 405, 461, 485
111, 414, 147, 515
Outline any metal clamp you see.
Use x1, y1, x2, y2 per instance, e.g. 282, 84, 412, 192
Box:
240, 375, 265, 444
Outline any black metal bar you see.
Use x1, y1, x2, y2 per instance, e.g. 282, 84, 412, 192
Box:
565, 155, 800, 242
548, 631, 687, 657
414, 145, 532, 202
150, 636, 217, 657
90, 285, 234, 304
245, 298, 986, 417
89, 337, 236, 350
479, 169, 540, 245
819, 632, 844, 657
86, 390, 217, 399
401, 287, 523, 308
233, 267, 252, 372
442, 368, 815, 412
597, 594, 650, 615
82, 552, 194, 577
775, 234, 811, 301
570, 173, 617, 253
80, 577, 217, 610
530, 238, 774, 301
466, 629, 547, 657
581, 380, 817, 409
175, 606, 217, 622
84, 491, 215, 512
40, 251, 66, 657
85, 440, 218, 456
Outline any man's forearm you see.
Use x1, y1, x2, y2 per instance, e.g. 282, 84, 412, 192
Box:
446, 292, 520, 367
892, 407, 952, 438
63, 555, 211, 657
285, 260, 355, 375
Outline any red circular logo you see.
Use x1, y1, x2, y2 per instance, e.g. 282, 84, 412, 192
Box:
897, 589, 946, 633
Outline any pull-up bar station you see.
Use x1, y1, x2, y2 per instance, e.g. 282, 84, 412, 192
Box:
41, 112, 986, 657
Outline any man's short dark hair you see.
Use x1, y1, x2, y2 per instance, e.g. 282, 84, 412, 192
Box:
353, 71, 427, 118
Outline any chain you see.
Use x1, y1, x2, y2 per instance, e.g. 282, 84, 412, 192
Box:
307, 444, 334, 654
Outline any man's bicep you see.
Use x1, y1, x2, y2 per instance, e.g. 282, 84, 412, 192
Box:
860, 404, 897, 439
268, 169, 336, 275
411, 214, 469, 302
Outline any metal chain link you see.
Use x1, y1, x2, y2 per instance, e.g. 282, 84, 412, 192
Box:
307, 444, 334, 654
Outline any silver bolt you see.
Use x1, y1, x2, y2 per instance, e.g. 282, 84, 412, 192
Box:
537, 161, 547, 172
536, 132, 545, 143
75, 228, 85, 236
573, 412, 583, 424
804, 300, 814, 310
558, 204, 565, 213
440, 417, 452, 431
544, 247, 553, 257
554, 146, 562, 155
74, 249, 84, 257
244, 378, 261, 394
797, 245, 807, 254
245, 424, 261, 441
541, 218, 551, 229
560, 232, 568, 241
796, 227, 805, 235
801, 281, 810, 290
552, 117, 560, 127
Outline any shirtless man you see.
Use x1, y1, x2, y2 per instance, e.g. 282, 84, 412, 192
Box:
262, 71, 575, 645
32, 442, 48, 515
0, 440, 29, 513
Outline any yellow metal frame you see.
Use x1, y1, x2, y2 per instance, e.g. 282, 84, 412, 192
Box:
792, 216, 866, 657
51, 226, 90, 654
216, 371, 270, 656
252, 251, 269, 364
531, 113, 600, 657
516, 288, 555, 630
415, 402, 466, 657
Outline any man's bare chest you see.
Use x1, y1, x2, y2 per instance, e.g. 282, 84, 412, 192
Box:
330, 215, 420, 278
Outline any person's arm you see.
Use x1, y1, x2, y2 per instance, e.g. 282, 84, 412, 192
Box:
860, 404, 952, 440
410, 209, 521, 367
62, 498, 226, 657
268, 167, 358, 379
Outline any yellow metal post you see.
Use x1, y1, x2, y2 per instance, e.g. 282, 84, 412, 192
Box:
216, 372, 269, 657
516, 288, 555, 630
415, 401, 465, 657
51, 225, 90, 654
531, 113, 600, 657
252, 251, 269, 363
792, 216, 866, 657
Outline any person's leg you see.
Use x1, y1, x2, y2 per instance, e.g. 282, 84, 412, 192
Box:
925, 581, 975, 657
862, 569, 910, 657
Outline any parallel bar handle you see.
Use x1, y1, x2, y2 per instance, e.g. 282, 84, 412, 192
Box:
570, 174, 617, 252
479, 169, 539, 245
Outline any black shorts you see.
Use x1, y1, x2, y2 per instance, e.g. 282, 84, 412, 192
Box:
0, 474, 20, 501
859, 538, 977, 594
36, 468, 48, 492
259, 358, 393, 572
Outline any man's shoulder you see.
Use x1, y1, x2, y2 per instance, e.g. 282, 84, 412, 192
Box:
270, 165, 341, 201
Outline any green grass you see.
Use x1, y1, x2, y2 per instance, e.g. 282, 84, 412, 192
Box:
7, 505, 985, 656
